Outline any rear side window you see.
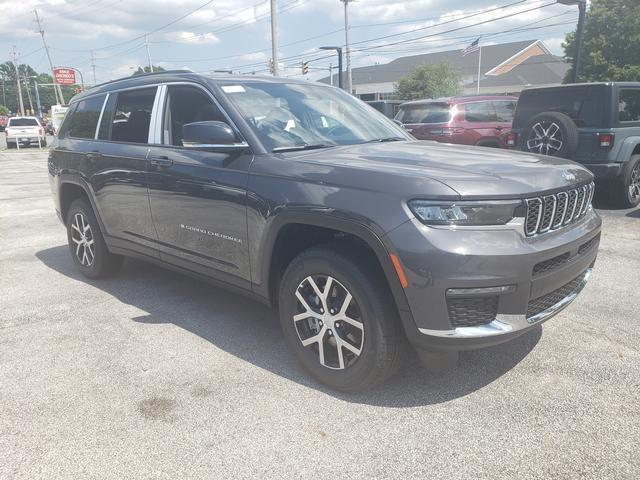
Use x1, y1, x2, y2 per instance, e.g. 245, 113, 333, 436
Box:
618, 89, 640, 123
493, 101, 516, 123
67, 95, 106, 139
8, 118, 39, 127
110, 88, 157, 144
396, 103, 452, 124
514, 86, 606, 128
464, 102, 498, 122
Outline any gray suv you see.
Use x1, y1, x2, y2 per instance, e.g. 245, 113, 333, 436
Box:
510, 82, 640, 207
48, 72, 601, 391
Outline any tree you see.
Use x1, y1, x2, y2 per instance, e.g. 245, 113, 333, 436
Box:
394, 62, 462, 101
0, 105, 8, 116
132, 65, 166, 76
563, 0, 640, 82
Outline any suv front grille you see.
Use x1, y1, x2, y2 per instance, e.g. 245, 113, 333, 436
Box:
525, 183, 594, 237
447, 296, 498, 328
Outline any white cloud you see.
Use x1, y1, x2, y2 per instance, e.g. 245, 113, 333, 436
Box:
174, 32, 220, 44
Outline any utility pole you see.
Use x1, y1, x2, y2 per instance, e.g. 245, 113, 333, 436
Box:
341, 0, 353, 94
31, 78, 42, 117
34, 9, 64, 105
558, 0, 587, 83
11, 46, 25, 116
1, 80, 7, 107
270, 0, 279, 76
329, 63, 333, 86
90, 50, 97, 85
144, 35, 153, 72
23, 75, 34, 114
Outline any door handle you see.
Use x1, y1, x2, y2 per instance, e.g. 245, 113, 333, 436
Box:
149, 156, 173, 168
85, 152, 101, 163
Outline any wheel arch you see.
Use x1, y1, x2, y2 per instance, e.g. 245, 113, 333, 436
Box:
617, 136, 640, 162
58, 177, 107, 234
256, 212, 413, 322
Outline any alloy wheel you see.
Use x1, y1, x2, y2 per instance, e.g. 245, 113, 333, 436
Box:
629, 162, 640, 202
70, 212, 95, 267
527, 121, 564, 155
293, 275, 364, 370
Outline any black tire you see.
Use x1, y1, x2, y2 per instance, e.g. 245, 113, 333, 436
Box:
66, 198, 123, 279
521, 111, 579, 159
278, 245, 406, 392
613, 155, 640, 208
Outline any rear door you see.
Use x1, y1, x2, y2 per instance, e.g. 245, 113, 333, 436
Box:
146, 83, 253, 288
91, 87, 160, 258
461, 101, 500, 146
493, 100, 516, 147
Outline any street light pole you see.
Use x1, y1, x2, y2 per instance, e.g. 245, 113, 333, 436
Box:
31, 78, 42, 117
320, 46, 343, 89
270, 0, 279, 76
340, 0, 353, 94
558, 0, 587, 83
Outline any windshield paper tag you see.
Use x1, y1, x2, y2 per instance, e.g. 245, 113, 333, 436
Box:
222, 85, 246, 93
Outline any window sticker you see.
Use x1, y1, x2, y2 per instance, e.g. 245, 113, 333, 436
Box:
222, 85, 246, 93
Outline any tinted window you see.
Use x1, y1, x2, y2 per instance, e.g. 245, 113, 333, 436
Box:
396, 104, 452, 124
56, 104, 76, 138
493, 101, 516, 123
514, 86, 606, 128
110, 88, 157, 144
464, 102, 498, 122
67, 95, 105, 139
163, 86, 227, 146
618, 89, 640, 122
8, 118, 39, 127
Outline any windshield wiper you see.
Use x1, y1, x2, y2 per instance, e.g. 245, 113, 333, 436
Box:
272, 143, 335, 153
363, 137, 406, 144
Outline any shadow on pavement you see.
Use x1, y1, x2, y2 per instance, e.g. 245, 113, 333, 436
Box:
36, 245, 541, 407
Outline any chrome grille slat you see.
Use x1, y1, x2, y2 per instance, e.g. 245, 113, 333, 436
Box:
524, 182, 594, 237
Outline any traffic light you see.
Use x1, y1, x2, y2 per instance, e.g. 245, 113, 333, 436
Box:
301, 61, 309, 75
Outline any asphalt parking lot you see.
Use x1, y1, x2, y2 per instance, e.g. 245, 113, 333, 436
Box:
1, 147, 639, 479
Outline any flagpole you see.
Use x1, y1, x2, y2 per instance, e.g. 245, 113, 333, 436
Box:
477, 44, 482, 95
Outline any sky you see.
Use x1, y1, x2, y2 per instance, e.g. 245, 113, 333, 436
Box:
0, 0, 580, 84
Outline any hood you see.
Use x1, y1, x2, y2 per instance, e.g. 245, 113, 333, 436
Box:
294, 140, 593, 199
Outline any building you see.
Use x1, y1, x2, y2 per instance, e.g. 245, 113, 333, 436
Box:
318, 40, 570, 100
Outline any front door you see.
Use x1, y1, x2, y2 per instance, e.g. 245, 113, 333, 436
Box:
146, 84, 253, 288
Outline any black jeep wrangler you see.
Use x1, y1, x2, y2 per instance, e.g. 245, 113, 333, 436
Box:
510, 83, 640, 207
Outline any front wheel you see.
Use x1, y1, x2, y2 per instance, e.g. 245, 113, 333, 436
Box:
278, 246, 405, 392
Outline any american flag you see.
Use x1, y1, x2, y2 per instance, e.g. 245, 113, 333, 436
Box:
462, 38, 481, 56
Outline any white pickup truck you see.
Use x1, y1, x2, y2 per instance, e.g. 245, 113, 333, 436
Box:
5, 117, 47, 149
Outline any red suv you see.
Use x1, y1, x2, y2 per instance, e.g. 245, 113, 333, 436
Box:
395, 95, 517, 148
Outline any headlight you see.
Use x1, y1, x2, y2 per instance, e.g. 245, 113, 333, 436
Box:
408, 200, 523, 226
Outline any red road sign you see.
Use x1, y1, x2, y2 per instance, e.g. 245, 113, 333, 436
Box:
53, 68, 76, 85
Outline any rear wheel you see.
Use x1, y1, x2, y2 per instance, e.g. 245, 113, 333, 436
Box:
278, 246, 405, 392
66, 198, 123, 278
614, 155, 640, 208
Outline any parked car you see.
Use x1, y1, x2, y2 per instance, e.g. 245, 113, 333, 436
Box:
509, 82, 640, 207
0, 115, 8, 132
5, 116, 47, 148
365, 100, 403, 119
48, 72, 600, 391
395, 95, 517, 148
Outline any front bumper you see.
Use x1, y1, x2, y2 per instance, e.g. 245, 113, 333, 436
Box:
386, 210, 601, 351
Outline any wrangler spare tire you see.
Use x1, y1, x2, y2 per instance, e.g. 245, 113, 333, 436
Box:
521, 111, 579, 159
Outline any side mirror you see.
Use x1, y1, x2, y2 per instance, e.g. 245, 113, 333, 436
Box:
392, 118, 404, 128
182, 121, 243, 147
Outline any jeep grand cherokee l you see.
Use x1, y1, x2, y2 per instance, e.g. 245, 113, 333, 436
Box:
48, 72, 601, 391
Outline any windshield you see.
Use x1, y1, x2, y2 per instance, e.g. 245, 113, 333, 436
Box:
221, 82, 409, 151
395, 104, 452, 124
8, 118, 39, 127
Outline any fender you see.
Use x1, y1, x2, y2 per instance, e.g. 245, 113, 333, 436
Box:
253, 207, 414, 321
57, 174, 109, 236
615, 136, 640, 163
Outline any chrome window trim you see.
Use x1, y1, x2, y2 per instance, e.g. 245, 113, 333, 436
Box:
93, 93, 109, 140
148, 85, 165, 145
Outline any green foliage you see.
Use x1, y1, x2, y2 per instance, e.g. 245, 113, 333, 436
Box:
393, 62, 462, 101
563, 0, 640, 82
132, 65, 166, 76
0, 105, 8, 116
